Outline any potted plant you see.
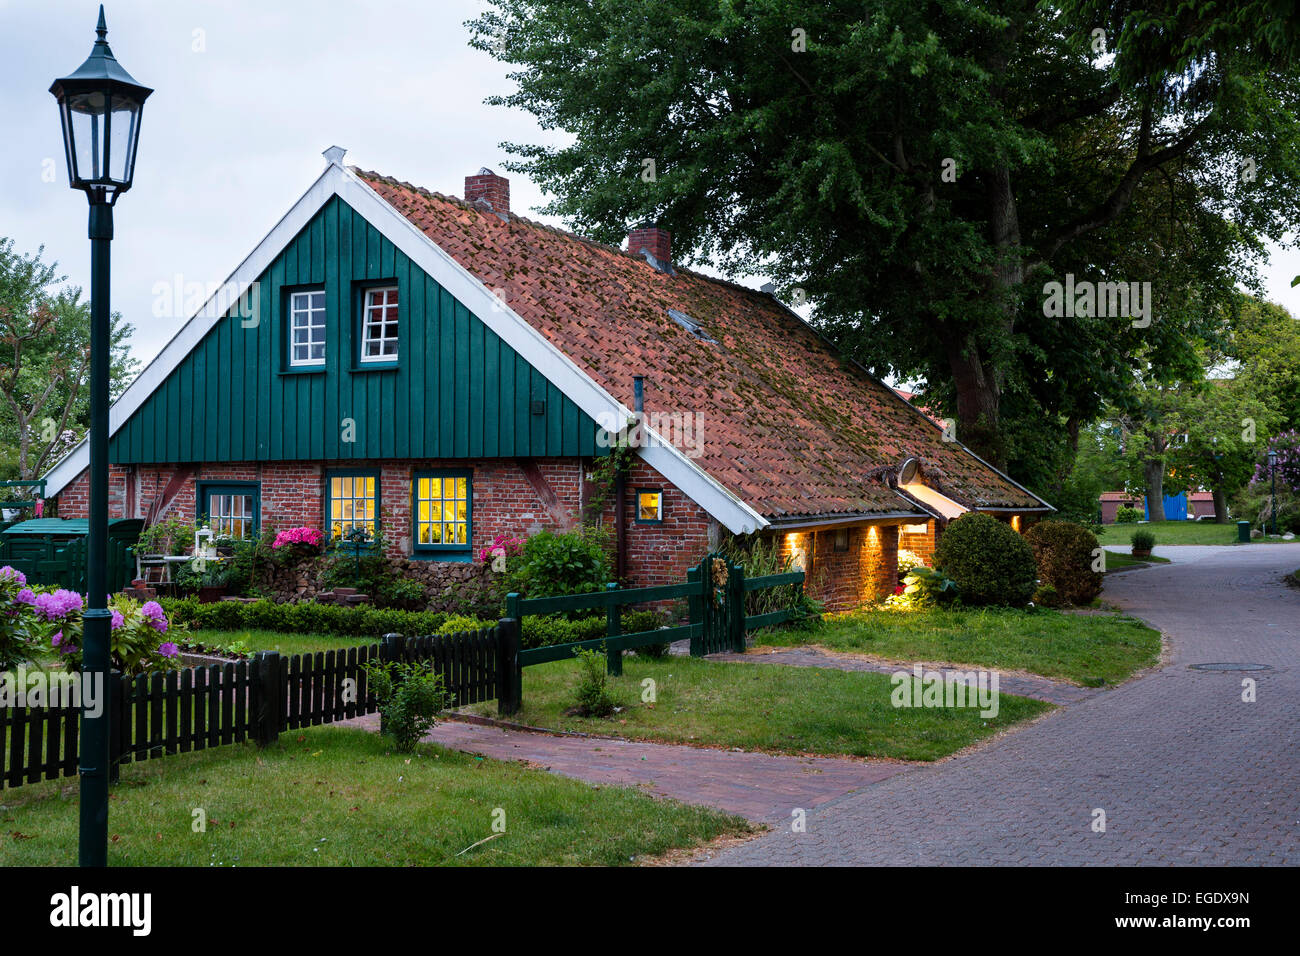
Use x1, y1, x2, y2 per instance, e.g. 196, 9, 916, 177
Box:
196, 561, 232, 603
1130, 529, 1156, 559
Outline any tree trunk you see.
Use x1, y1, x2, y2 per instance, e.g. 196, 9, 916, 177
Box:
947, 340, 1003, 465
1143, 460, 1167, 522
1211, 485, 1229, 523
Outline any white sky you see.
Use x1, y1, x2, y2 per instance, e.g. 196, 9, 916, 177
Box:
1, 0, 1296, 372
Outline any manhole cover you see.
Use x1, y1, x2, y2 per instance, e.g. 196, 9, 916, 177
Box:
1188, 662, 1272, 672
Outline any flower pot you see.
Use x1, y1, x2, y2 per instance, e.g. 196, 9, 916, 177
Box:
1131, 549, 1152, 559
198, 585, 227, 604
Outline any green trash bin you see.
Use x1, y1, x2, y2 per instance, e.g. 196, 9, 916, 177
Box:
1236, 520, 1251, 543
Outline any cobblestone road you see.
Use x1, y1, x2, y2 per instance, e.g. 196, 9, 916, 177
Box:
705, 546, 1300, 865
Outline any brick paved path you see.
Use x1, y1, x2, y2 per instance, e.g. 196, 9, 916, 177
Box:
345, 712, 910, 823
705, 546, 1300, 865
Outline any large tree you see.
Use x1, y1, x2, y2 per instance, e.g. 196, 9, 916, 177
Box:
0, 238, 137, 484
469, 0, 1300, 468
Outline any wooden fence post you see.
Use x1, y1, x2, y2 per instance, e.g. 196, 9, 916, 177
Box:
107, 670, 122, 784
497, 617, 521, 716
378, 634, 405, 735
604, 581, 622, 676
686, 562, 704, 656
252, 651, 280, 747
730, 561, 747, 653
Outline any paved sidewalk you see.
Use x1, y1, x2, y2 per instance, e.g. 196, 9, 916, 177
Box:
704, 546, 1300, 865
344, 712, 911, 824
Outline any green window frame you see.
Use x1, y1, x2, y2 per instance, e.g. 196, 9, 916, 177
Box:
352, 279, 401, 371
635, 488, 664, 524
412, 469, 471, 558
196, 481, 260, 540
325, 469, 380, 547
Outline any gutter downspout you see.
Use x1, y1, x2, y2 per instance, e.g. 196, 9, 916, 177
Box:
616, 376, 645, 582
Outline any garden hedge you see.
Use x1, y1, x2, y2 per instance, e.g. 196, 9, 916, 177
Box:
1024, 520, 1104, 606
161, 597, 670, 650
933, 512, 1038, 607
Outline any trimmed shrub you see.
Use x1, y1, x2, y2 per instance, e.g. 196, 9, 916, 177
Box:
1114, 505, 1142, 524
160, 596, 451, 639
933, 513, 1037, 607
520, 609, 667, 649
1130, 529, 1156, 554
1024, 520, 1104, 606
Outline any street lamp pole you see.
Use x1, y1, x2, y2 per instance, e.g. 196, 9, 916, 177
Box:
50, 5, 151, 867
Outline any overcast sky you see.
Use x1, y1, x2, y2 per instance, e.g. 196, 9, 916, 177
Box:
2, 0, 1297, 371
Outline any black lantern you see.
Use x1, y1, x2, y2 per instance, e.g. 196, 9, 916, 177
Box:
49, 5, 151, 205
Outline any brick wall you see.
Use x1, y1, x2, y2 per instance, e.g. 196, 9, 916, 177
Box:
53, 455, 717, 591
774, 523, 900, 612
899, 520, 937, 567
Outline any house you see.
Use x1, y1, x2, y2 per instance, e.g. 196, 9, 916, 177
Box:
43, 148, 1053, 611
1099, 490, 1218, 523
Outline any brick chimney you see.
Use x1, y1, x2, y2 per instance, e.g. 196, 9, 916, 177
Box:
465, 167, 509, 215
627, 224, 671, 270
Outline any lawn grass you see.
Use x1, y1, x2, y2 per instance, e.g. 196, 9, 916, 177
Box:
0, 725, 749, 866
1101, 551, 1171, 571
466, 656, 1050, 761
756, 607, 1160, 686
185, 628, 367, 657
1094, 520, 1297, 546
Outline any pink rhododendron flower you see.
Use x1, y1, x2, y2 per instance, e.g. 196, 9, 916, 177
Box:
272, 527, 325, 549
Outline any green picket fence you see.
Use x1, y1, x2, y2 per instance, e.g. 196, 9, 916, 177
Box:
498, 553, 811, 715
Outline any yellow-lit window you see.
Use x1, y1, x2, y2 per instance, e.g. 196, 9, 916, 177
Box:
636, 489, 663, 524
328, 473, 378, 543
414, 472, 470, 551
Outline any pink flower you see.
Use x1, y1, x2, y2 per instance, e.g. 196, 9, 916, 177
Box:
110, 609, 125, 630
158, 642, 179, 659
272, 527, 325, 549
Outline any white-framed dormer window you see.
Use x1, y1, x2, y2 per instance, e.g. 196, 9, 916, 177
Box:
289, 289, 326, 366
360, 286, 399, 363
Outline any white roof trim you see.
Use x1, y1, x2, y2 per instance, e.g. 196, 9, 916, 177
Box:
43, 156, 769, 535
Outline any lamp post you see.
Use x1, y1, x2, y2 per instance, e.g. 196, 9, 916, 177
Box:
50, 5, 151, 868
1268, 450, 1279, 535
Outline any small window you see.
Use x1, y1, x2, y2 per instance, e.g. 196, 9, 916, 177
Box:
197, 482, 258, 539
327, 471, 379, 545
833, 528, 850, 552
289, 289, 326, 366
636, 489, 663, 524
413, 471, 471, 554
360, 286, 399, 362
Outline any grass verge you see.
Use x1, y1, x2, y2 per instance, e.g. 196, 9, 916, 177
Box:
756, 607, 1160, 686
1094, 520, 1297, 546
466, 655, 1050, 761
0, 725, 748, 866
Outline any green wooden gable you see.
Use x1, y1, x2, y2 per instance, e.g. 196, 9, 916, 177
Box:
109, 195, 599, 464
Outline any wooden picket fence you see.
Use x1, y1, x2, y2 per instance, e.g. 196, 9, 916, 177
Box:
0, 627, 510, 791
0, 557, 809, 787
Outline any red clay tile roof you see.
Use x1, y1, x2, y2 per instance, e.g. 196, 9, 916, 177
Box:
357, 169, 1047, 520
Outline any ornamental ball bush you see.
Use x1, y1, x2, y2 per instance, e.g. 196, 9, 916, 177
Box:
933, 512, 1037, 607
1024, 520, 1104, 606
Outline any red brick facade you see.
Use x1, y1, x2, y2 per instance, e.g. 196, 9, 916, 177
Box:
53, 455, 717, 589
775, 523, 903, 611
